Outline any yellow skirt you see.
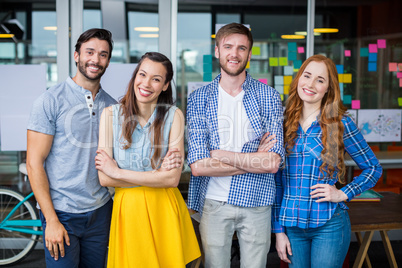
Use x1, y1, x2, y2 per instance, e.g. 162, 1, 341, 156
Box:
107, 187, 200, 268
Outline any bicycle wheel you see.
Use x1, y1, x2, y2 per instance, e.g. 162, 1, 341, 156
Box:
0, 187, 40, 265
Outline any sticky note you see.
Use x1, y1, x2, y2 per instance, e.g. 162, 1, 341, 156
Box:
368, 53, 377, 62
397, 72, 402, 79
389, 62, 398, 72
203, 54, 213, 64
351, 100, 360, 109
368, 62, 377, 72
284, 85, 290, 95
284, 66, 293, 75
340, 83, 344, 100
288, 42, 297, 52
398, 98, 402, 106
203, 63, 212, 73
344, 50, 351, 57
276, 86, 284, 94
336, 65, 344, 74
360, 48, 369, 57
288, 51, 297, 61
369, 44, 378, 53
343, 95, 352, 105
252, 46, 261, 56
246, 61, 250, 69
284, 76, 292, 85
343, 74, 352, 83
280, 94, 284, 101
279, 57, 288, 66
269, 57, 279, 66
398, 63, 402, 72
258, 78, 267, 84
274, 75, 284, 85
400, 78, 402, 88
294, 60, 302, 69
203, 73, 212, 82
377, 39, 386, 49
338, 74, 344, 83
298, 47, 304, 53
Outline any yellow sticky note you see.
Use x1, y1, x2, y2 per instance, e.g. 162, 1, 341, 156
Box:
284, 76, 292, 85
280, 94, 284, 101
279, 57, 288, 66
246, 61, 250, 69
284, 85, 290, 94
252, 46, 261, 56
338, 74, 344, 83
269, 57, 279, 66
344, 74, 352, 83
398, 97, 402, 106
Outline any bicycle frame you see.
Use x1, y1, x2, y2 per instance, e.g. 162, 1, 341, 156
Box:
0, 192, 43, 236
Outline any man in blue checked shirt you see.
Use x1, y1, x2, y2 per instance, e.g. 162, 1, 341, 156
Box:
186, 23, 285, 268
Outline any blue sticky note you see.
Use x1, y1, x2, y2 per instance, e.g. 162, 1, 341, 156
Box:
360, 48, 369, 57
203, 72, 212, 82
368, 62, 377, 72
203, 63, 212, 73
343, 95, 352, 105
368, 53, 377, 62
288, 42, 297, 52
288, 51, 297, 61
294, 60, 302, 69
274, 75, 284, 86
203, 54, 213, 64
336, 65, 344, 74
284, 66, 293, 75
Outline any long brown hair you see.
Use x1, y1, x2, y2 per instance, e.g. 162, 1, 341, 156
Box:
284, 54, 347, 183
120, 52, 174, 169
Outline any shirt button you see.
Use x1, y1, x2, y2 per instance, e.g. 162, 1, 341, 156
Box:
298, 169, 301, 172
92, 112, 95, 116
89, 104, 92, 107
87, 96, 90, 99
296, 205, 299, 207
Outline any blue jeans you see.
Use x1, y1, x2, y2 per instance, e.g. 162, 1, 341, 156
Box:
39, 199, 113, 268
200, 199, 271, 268
286, 206, 351, 268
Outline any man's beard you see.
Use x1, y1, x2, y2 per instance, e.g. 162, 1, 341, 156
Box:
78, 60, 106, 81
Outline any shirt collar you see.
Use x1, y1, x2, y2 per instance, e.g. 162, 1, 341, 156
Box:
66, 77, 104, 97
210, 71, 252, 93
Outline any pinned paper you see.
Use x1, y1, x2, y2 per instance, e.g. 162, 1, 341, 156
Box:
274, 75, 284, 85
276, 86, 284, 94
284, 66, 293, 75
360, 48, 369, 57
279, 57, 288, 66
258, 78, 267, 84
398, 98, 402, 106
343, 74, 352, 83
351, 100, 360, 109
294, 60, 302, 69
203, 54, 213, 64
344, 50, 351, 57
389, 63, 398, 72
288, 42, 297, 52
338, 74, 344, 83
369, 44, 378, 53
252, 47, 261, 56
343, 95, 352, 105
284, 76, 292, 85
377, 39, 386, 49
246, 61, 250, 69
298, 47, 304, 53
288, 51, 297, 61
269, 57, 279, 66
368, 62, 377, 72
368, 53, 377, 62
284, 85, 290, 95
397, 72, 402, 79
336, 65, 344, 74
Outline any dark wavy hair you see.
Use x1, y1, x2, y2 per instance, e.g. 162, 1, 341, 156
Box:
120, 52, 174, 169
284, 54, 347, 183
75, 28, 113, 60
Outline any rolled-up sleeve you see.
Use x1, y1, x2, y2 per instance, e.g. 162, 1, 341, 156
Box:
268, 91, 285, 165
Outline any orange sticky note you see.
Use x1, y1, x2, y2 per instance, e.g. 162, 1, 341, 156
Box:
284, 86, 290, 95
389, 62, 398, 72
338, 74, 344, 83
343, 74, 352, 83
283, 76, 292, 85
246, 61, 250, 69
400, 78, 402, 88
399, 63, 402, 72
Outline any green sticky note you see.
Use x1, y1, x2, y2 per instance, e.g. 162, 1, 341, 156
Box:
269, 57, 279, 66
288, 51, 297, 61
398, 98, 402, 107
294, 60, 302, 69
343, 95, 352, 105
203, 73, 212, 82
279, 57, 288, 66
252, 46, 261, 55
288, 42, 297, 52
203, 63, 212, 73
203, 54, 213, 64
360, 48, 369, 57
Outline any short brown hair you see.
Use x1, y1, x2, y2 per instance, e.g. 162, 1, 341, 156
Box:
215, 23, 253, 49
75, 28, 113, 60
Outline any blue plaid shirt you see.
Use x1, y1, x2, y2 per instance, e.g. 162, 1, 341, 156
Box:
187, 73, 285, 213
272, 116, 382, 232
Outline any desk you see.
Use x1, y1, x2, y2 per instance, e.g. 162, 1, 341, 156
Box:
348, 192, 402, 268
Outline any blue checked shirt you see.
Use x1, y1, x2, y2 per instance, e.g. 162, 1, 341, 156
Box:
272, 116, 382, 232
187, 73, 285, 213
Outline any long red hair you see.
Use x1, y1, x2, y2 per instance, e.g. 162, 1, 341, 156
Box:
284, 55, 348, 183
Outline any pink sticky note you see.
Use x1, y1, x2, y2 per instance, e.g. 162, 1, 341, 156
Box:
398, 63, 402, 72
398, 72, 402, 79
259, 78, 268, 84
389, 62, 398, 72
297, 47, 304, 53
377, 39, 386, 49
344, 50, 351, 57
369, 44, 378, 53
351, 100, 360, 109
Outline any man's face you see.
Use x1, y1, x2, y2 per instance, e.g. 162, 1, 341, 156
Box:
215, 34, 251, 77
74, 38, 110, 81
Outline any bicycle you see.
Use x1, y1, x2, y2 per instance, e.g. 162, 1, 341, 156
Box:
0, 163, 43, 265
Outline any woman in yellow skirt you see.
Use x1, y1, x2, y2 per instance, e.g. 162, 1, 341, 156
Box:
95, 52, 200, 267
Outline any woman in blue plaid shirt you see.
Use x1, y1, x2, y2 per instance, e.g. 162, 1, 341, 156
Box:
272, 55, 382, 267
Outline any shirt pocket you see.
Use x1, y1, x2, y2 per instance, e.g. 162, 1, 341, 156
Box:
306, 137, 324, 161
